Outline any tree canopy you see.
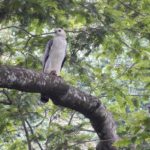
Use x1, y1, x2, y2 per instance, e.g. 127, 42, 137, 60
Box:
0, 0, 150, 150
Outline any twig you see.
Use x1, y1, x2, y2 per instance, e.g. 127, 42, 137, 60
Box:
119, 0, 149, 17
2, 89, 12, 104
0, 100, 12, 105
17, 106, 32, 150
0, 26, 54, 37
0, 26, 34, 37
21, 119, 32, 150
26, 120, 43, 150
68, 111, 76, 125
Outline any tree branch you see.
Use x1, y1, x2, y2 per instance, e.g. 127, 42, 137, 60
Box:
0, 65, 118, 150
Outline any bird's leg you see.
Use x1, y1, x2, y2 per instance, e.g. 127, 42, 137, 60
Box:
50, 70, 57, 76
49, 71, 62, 79
56, 75, 62, 79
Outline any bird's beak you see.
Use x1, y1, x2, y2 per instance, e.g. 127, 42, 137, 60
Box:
50, 31, 56, 34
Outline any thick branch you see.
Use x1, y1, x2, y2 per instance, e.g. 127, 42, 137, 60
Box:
0, 65, 118, 150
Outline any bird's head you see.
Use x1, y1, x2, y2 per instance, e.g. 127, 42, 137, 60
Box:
54, 28, 66, 38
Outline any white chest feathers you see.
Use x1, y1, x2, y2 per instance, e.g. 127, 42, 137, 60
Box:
44, 36, 67, 75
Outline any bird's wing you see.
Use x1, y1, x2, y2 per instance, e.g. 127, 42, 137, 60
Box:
42, 40, 53, 70
61, 45, 67, 69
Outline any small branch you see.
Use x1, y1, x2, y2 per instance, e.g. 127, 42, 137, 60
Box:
2, 89, 12, 103
17, 105, 32, 150
0, 26, 34, 37
0, 26, 55, 37
33, 109, 47, 128
23, 37, 32, 49
118, 0, 148, 17
21, 118, 32, 150
26, 120, 43, 150
68, 111, 76, 125
48, 108, 61, 124
0, 100, 12, 105
117, 63, 137, 79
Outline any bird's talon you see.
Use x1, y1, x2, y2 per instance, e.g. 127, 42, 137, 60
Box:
50, 70, 57, 76
57, 76, 62, 78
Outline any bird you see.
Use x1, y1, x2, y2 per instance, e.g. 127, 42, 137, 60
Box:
40, 28, 67, 103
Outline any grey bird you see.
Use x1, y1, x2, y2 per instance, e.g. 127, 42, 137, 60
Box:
40, 28, 67, 103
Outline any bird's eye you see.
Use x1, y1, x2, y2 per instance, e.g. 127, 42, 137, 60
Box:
58, 29, 61, 32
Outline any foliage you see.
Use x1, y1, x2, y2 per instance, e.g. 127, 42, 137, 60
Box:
0, 0, 150, 149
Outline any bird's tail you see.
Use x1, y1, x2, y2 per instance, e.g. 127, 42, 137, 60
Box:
40, 94, 49, 103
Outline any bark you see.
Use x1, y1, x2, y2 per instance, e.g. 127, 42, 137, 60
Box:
0, 65, 118, 150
